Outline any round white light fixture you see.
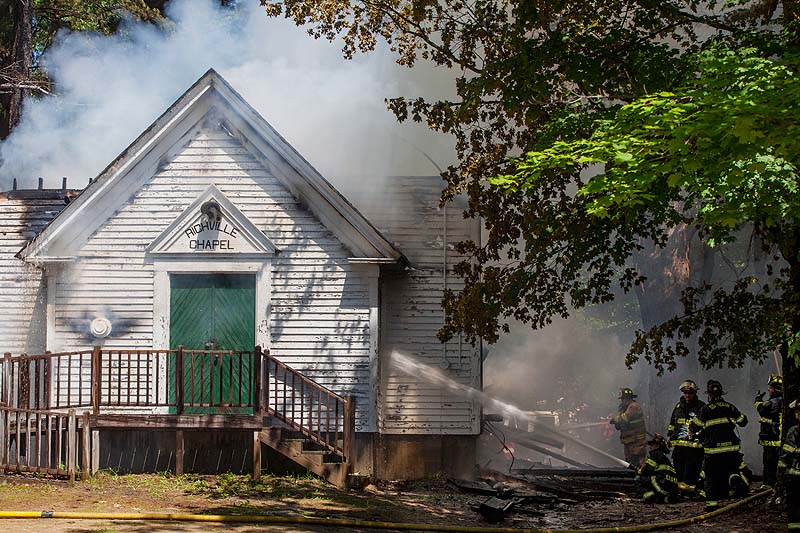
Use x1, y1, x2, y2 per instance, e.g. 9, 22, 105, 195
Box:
90, 317, 112, 339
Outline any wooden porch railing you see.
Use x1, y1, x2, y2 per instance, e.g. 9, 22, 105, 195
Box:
1, 348, 259, 413
0, 346, 356, 463
261, 346, 355, 460
0, 406, 88, 482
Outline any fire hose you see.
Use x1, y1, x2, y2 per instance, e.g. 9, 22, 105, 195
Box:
0, 488, 773, 532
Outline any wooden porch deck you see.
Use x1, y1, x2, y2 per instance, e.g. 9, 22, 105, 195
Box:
0, 347, 356, 487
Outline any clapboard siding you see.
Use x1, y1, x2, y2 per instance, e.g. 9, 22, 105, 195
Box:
354, 177, 481, 435
0, 192, 77, 355
3, 168, 480, 437
52, 127, 374, 429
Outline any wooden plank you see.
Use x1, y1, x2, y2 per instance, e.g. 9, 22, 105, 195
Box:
1, 409, 8, 472
6, 464, 66, 476
14, 410, 20, 472
67, 409, 76, 486
91, 346, 101, 414
46, 415, 53, 471
257, 428, 345, 488
56, 416, 62, 473
175, 430, 184, 475
175, 346, 184, 415
35, 411, 42, 468
1, 354, 9, 406
81, 411, 90, 481
253, 347, 262, 415
91, 429, 100, 474
252, 430, 260, 481
90, 414, 263, 429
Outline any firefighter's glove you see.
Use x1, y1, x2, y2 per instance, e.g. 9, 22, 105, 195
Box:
755, 391, 765, 402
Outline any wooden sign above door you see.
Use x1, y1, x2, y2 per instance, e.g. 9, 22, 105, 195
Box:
146, 184, 277, 257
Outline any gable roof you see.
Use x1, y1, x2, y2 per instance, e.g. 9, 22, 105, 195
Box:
19, 68, 404, 264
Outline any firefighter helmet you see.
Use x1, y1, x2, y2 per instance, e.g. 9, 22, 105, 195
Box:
680, 380, 698, 393
647, 433, 669, 448
706, 379, 725, 396
618, 387, 637, 399
768, 374, 783, 390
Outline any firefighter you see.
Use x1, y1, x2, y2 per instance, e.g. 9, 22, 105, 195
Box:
754, 374, 783, 489
667, 379, 705, 485
690, 379, 748, 511
729, 453, 753, 499
778, 399, 800, 530
612, 387, 647, 468
638, 433, 679, 503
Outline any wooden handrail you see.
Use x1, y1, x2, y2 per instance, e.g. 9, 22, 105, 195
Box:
261, 347, 353, 460
265, 355, 345, 400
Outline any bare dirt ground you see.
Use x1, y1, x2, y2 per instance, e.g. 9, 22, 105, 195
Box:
0, 472, 787, 532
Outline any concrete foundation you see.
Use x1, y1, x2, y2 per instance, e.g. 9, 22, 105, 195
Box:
372, 434, 477, 480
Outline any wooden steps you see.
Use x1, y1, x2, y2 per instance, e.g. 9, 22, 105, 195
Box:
258, 426, 350, 488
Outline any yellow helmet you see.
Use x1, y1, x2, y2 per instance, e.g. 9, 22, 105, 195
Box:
680, 380, 698, 392
768, 374, 783, 390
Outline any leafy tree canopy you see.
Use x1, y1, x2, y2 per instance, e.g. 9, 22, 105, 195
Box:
0, 0, 163, 137
493, 43, 800, 372
263, 1, 799, 379
0, 0, 162, 75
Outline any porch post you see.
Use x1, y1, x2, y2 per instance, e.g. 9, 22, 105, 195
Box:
253, 346, 262, 415
175, 430, 184, 475
2, 353, 10, 406
252, 430, 261, 481
91, 346, 101, 415
175, 346, 184, 415
81, 411, 90, 481
67, 409, 76, 486
91, 429, 100, 474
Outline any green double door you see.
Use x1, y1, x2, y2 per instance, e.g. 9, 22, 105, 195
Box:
169, 274, 255, 413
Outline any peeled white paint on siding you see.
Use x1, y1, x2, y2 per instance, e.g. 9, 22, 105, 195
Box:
353, 177, 481, 435
53, 127, 374, 428
0, 193, 72, 356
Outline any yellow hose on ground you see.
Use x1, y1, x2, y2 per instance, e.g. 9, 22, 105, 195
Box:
0, 489, 772, 532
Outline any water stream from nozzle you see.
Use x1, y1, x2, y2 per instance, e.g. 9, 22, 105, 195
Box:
389, 350, 535, 424
389, 350, 631, 468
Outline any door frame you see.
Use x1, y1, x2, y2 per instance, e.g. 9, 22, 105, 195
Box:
152, 258, 271, 412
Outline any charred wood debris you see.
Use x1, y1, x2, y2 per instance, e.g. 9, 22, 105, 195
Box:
453, 414, 636, 523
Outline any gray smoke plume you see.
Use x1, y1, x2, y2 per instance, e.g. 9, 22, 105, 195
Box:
0, 0, 455, 190
483, 314, 638, 420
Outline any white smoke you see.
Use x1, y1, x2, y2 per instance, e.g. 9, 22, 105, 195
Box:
0, 0, 455, 190
483, 314, 639, 416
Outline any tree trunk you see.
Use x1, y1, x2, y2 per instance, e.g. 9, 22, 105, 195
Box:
634, 225, 694, 431
0, 0, 34, 139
